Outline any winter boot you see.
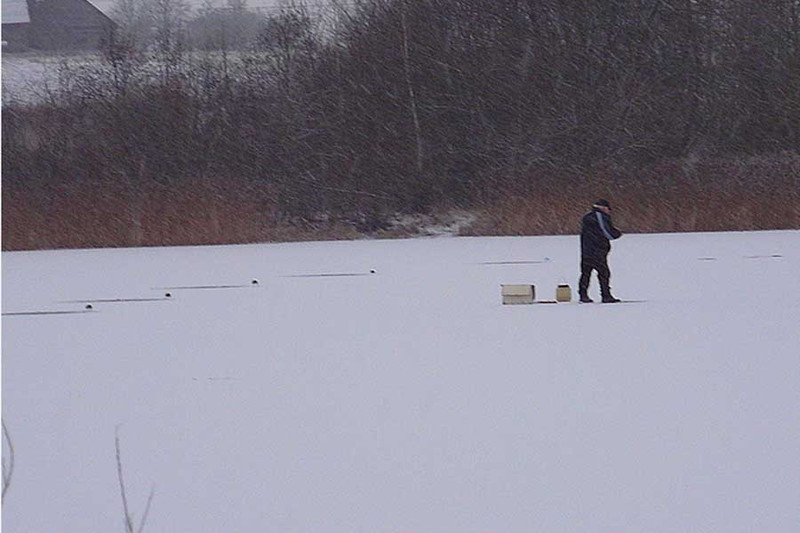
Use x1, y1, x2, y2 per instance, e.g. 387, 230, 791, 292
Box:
579, 293, 594, 303
601, 295, 621, 303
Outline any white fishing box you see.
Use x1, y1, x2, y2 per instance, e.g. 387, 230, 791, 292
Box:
501, 284, 535, 305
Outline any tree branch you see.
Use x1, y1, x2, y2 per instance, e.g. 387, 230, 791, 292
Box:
2, 421, 14, 503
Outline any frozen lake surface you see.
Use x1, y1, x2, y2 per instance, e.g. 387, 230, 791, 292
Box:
3, 231, 799, 532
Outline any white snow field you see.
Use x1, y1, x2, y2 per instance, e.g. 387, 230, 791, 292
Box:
2, 230, 799, 533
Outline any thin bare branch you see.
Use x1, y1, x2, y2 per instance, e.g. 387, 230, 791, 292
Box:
115, 428, 135, 533
137, 486, 156, 533
2, 421, 15, 502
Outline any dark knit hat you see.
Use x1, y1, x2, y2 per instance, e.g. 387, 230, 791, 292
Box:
594, 199, 611, 208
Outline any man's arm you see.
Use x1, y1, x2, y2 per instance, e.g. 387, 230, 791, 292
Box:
596, 212, 622, 240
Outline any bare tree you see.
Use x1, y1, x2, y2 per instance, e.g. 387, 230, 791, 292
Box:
112, 0, 155, 49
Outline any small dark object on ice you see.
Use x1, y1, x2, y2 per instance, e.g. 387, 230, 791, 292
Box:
165, 292, 172, 298
85, 304, 94, 310
252, 279, 259, 285
370, 269, 376, 274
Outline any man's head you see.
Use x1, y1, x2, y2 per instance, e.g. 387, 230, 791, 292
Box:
593, 198, 611, 214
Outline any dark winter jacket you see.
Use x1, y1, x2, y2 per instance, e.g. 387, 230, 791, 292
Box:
580, 207, 622, 259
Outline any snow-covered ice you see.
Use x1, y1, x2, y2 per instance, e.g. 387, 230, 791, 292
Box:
2, 231, 799, 532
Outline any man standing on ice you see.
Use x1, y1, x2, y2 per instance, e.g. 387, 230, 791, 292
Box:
579, 199, 622, 303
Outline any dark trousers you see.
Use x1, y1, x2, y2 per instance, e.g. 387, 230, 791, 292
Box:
579, 256, 612, 298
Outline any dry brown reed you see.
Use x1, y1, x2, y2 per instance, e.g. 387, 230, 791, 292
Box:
2, 176, 361, 250
468, 154, 800, 236
3, 154, 798, 251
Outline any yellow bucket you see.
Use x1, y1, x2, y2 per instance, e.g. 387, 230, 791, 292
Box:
556, 284, 572, 302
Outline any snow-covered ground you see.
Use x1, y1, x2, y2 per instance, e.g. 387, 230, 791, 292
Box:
2, 231, 798, 532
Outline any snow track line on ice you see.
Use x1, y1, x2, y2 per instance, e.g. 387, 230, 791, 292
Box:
155, 283, 258, 291
60, 297, 172, 304
283, 271, 376, 278
698, 255, 783, 261
478, 259, 550, 265
3, 309, 96, 317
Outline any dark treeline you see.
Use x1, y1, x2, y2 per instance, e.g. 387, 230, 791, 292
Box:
3, 0, 799, 249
